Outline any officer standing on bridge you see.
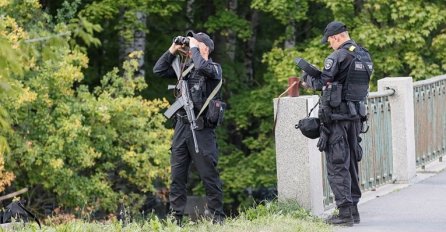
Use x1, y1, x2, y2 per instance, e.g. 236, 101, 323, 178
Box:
302, 21, 373, 226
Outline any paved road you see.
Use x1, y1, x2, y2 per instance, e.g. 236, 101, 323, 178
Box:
335, 170, 446, 232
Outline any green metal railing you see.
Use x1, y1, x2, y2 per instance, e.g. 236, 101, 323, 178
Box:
321, 154, 333, 207
322, 90, 395, 209
413, 75, 446, 168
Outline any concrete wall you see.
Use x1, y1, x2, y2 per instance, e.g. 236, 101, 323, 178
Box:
273, 95, 324, 215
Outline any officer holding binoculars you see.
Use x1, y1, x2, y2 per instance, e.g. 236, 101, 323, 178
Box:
153, 31, 225, 226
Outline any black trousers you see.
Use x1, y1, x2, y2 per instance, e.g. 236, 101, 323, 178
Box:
325, 119, 362, 207
169, 120, 224, 218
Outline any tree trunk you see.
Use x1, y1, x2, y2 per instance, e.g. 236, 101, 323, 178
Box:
119, 10, 146, 78
226, 0, 238, 61
354, 0, 364, 15
284, 20, 296, 49
244, 10, 259, 85
186, 0, 195, 27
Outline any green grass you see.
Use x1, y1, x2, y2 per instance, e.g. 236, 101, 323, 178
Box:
1, 201, 332, 232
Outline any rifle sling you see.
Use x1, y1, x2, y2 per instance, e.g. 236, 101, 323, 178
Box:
174, 59, 223, 119
197, 78, 222, 118
182, 63, 195, 78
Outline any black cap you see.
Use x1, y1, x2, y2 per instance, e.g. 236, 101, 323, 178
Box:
321, 21, 347, 44
186, 30, 214, 52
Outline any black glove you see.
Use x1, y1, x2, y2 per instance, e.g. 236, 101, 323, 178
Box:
302, 71, 309, 82
301, 71, 316, 89
317, 124, 330, 152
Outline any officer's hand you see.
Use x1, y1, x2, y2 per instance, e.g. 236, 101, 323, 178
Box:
317, 124, 330, 152
169, 42, 184, 55
188, 37, 199, 48
300, 72, 311, 89
302, 71, 309, 82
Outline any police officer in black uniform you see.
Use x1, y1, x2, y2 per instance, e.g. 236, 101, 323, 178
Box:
302, 21, 373, 226
153, 31, 224, 225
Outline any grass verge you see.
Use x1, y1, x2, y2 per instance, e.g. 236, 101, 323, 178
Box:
1, 200, 332, 232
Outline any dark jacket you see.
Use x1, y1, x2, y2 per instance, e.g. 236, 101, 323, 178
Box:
305, 40, 373, 92
153, 47, 222, 105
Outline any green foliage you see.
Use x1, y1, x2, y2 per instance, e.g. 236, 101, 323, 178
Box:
205, 10, 252, 41
1, 1, 172, 214
67, 16, 102, 48
322, 0, 354, 21
79, 0, 182, 42
352, 0, 446, 80
0, 0, 32, 192
0, 37, 23, 80
260, 0, 446, 85
56, 0, 82, 24
251, 0, 309, 24
217, 75, 283, 205
5, 49, 172, 212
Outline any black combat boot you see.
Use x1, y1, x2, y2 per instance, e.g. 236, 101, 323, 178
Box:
167, 212, 183, 227
351, 205, 360, 224
173, 215, 183, 227
204, 209, 225, 225
326, 206, 354, 227
212, 214, 225, 225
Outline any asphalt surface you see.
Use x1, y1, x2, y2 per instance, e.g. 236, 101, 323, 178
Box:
335, 170, 446, 232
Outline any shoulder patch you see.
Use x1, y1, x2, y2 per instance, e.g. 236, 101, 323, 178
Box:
348, 45, 356, 52
324, 58, 334, 70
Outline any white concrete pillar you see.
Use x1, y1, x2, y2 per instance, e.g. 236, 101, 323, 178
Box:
378, 77, 416, 183
273, 95, 324, 215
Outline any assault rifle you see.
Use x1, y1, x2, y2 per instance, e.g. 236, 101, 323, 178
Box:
163, 59, 200, 153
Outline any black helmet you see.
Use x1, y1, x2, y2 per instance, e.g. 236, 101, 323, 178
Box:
295, 117, 320, 139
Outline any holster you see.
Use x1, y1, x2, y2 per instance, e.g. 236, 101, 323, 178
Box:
318, 106, 332, 125
205, 99, 226, 128
319, 87, 332, 125
358, 101, 367, 121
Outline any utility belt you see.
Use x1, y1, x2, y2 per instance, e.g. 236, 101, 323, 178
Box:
176, 113, 193, 124
319, 82, 369, 133
320, 83, 367, 123
175, 112, 214, 129
319, 101, 365, 123
332, 101, 366, 116
175, 97, 226, 129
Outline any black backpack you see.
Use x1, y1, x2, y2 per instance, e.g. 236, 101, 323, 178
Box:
0, 200, 41, 228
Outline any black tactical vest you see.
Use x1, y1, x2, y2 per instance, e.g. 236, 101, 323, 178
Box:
342, 45, 373, 102
187, 62, 222, 112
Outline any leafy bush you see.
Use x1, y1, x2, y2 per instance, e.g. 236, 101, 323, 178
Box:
4, 49, 172, 213
1, 1, 172, 215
